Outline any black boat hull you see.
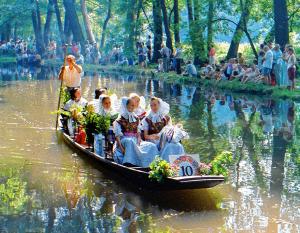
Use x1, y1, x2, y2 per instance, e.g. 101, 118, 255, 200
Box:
60, 130, 225, 191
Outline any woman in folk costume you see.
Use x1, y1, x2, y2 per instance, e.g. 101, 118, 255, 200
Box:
113, 97, 159, 167
141, 97, 187, 163
92, 94, 118, 156
129, 93, 147, 119
98, 94, 118, 117
90, 88, 107, 114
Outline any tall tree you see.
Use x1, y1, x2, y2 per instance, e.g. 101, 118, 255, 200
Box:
100, 0, 112, 49
173, 0, 180, 44
152, 0, 163, 62
124, 0, 138, 57
273, 0, 289, 48
1, 23, 11, 42
44, 0, 54, 47
206, 0, 214, 50
160, 0, 173, 51
53, 0, 64, 44
63, 0, 85, 47
186, 0, 206, 65
63, 9, 71, 44
31, 0, 45, 55
80, 0, 96, 44
226, 0, 253, 59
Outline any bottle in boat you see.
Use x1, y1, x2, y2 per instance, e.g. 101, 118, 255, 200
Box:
106, 126, 115, 156
94, 133, 105, 157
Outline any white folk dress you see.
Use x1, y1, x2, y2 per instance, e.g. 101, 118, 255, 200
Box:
113, 97, 158, 167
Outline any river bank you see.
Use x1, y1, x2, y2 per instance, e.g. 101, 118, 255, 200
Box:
1, 55, 300, 100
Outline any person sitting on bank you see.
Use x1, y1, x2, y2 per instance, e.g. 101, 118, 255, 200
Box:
183, 61, 198, 77
59, 54, 83, 90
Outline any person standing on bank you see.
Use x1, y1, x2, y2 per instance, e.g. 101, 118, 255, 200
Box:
160, 43, 171, 73
59, 55, 83, 90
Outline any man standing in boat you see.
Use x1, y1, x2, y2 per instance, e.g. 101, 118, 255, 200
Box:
58, 54, 83, 90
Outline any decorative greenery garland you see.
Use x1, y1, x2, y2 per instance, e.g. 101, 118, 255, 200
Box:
149, 151, 233, 182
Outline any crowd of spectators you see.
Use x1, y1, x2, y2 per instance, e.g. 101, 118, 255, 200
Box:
1, 37, 297, 90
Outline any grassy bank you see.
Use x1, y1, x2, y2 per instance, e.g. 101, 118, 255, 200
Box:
0, 56, 16, 64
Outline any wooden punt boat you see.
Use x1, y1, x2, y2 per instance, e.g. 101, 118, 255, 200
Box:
59, 126, 225, 191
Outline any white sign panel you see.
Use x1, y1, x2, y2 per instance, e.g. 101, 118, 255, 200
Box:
169, 154, 200, 176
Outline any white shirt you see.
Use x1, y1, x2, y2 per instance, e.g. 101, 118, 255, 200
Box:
287, 54, 296, 69
63, 66, 82, 88
263, 50, 273, 69
64, 98, 88, 111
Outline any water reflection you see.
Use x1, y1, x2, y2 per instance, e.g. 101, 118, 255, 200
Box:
0, 68, 299, 232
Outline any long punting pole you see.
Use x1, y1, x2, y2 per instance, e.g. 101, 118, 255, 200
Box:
55, 53, 67, 130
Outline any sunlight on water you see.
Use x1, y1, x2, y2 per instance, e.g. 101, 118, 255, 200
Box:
0, 66, 299, 232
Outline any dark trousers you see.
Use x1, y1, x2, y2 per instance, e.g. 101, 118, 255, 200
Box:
175, 58, 182, 74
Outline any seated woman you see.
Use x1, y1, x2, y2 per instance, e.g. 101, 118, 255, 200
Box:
113, 97, 158, 167
90, 88, 107, 113
141, 97, 186, 163
64, 88, 88, 111
63, 88, 88, 137
93, 94, 117, 156
98, 94, 118, 116
129, 93, 146, 119
241, 64, 260, 83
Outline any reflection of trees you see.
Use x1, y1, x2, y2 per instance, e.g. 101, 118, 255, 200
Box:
0, 166, 29, 215
182, 94, 230, 162
233, 101, 268, 190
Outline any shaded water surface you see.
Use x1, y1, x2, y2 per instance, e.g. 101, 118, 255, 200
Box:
0, 66, 299, 232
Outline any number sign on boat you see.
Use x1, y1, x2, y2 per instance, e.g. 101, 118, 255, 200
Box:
169, 154, 200, 176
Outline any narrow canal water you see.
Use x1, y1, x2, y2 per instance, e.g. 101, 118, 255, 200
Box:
0, 66, 299, 232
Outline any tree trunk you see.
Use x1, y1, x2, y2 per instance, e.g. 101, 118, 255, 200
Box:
13, 23, 17, 41
152, 0, 163, 62
44, 0, 54, 47
53, 0, 64, 44
134, 0, 143, 42
31, 0, 45, 55
63, 0, 85, 47
207, 0, 214, 50
244, 28, 258, 59
226, 0, 253, 59
186, 0, 206, 65
100, 0, 112, 49
124, 0, 138, 57
264, 25, 275, 44
173, 0, 180, 44
273, 0, 289, 48
160, 0, 173, 52
63, 7, 72, 44
1, 23, 11, 41
186, 0, 193, 22
80, 0, 96, 44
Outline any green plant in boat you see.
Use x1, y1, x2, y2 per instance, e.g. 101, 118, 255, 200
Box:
149, 157, 176, 183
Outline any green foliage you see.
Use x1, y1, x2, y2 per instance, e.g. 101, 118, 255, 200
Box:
84, 112, 110, 135
149, 156, 176, 182
197, 151, 233, 177
0, 168, 29, 215
50, 109, 71, 117
210, 151, 233, 177
61, 87, 71, 105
